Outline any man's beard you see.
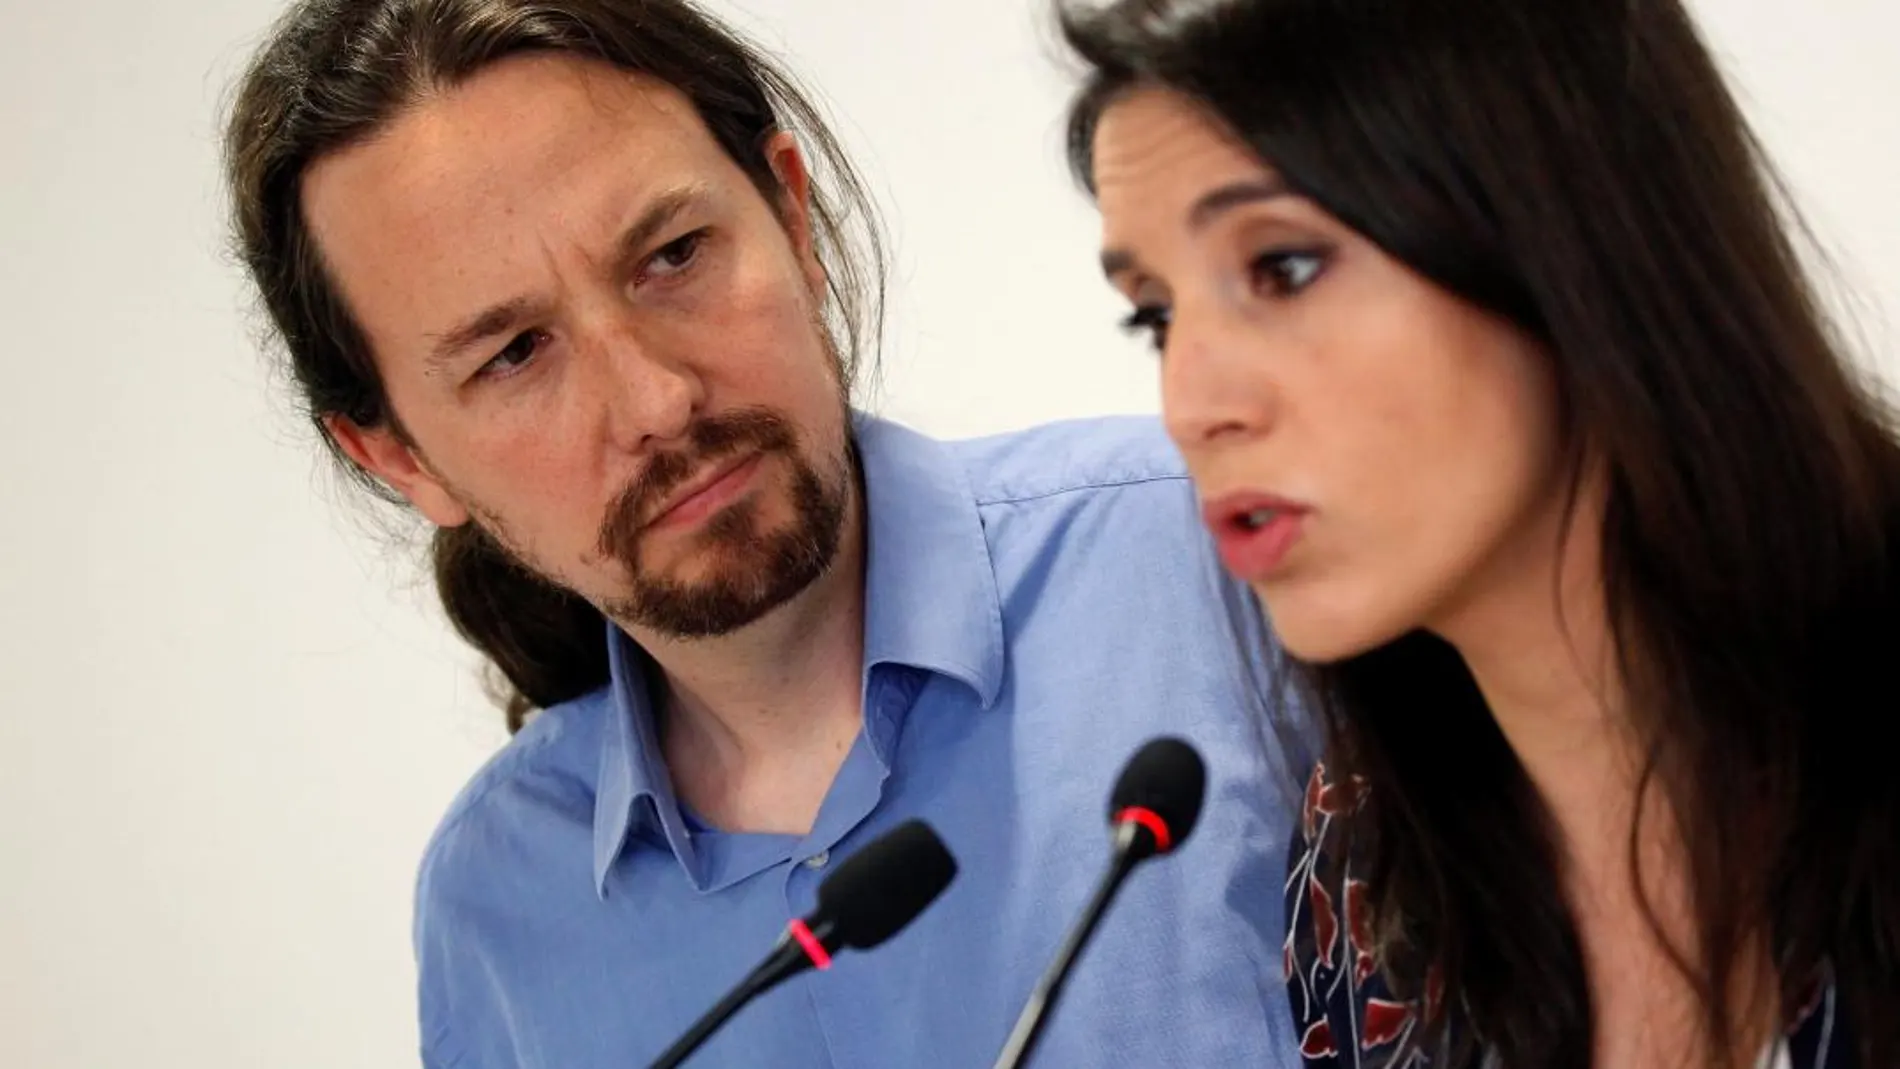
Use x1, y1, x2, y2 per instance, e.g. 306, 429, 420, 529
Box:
469, 406, 852, 640
594, 407, 851, 637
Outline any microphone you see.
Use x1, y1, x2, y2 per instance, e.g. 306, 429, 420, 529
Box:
991, 737, 1208, 1069
646, 819, 958, 1069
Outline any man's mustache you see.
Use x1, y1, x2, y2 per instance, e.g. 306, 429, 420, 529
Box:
596, 407, 799, 558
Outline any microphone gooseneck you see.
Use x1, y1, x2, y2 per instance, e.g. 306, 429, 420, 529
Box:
991, 737, 1209, 1069
647, 819, 958, 1069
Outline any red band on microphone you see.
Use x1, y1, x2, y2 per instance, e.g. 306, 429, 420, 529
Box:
788, 918, 833, 970
1115, 805, 1174, 853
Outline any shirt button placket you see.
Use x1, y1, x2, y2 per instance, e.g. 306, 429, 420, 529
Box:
784, 849, 846, 1068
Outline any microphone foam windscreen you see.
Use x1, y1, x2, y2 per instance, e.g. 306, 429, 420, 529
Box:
1108, 737, 1208, 847
815, 819, 958, 950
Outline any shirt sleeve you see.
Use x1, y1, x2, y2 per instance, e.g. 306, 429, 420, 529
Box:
415, 824, 480, 1069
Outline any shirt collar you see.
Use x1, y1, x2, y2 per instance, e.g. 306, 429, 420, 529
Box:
590, 412, 1005, 897
592, 625, 695, 897
854, 413, 1005, 707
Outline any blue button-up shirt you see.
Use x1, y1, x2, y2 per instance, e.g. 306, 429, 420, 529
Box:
415, 415, 1306, 1068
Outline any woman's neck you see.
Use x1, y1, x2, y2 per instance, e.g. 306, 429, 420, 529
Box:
1432, 483, 1776, 1067
1431, 468, 1636, 855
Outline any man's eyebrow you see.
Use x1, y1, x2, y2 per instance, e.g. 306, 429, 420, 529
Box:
607, 185, 704, 280
422, 185, 707, 374
426, 297, 541, 374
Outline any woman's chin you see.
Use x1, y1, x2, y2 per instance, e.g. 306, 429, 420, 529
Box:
1255, 585, 1408, 665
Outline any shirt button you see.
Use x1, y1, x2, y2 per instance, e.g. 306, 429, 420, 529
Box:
804, 850, 830, 870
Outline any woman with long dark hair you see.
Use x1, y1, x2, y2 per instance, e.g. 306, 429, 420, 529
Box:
1060, 1, 1898, 1066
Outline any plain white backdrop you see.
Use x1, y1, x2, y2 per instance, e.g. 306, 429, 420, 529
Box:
1, 1, 1894, 1065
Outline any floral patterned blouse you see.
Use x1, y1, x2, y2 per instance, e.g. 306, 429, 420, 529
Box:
1283, 763, 1854, 1069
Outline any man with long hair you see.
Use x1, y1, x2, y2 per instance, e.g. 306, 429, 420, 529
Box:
224, 1, 1304, 1065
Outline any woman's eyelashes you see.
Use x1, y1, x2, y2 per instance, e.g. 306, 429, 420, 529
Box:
1121, 303, 1172, 351
1119, 245, 1333, 354
1252, 246, 1330, 297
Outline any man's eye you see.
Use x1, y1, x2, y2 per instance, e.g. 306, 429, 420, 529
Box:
646, 230, 707, 279
477, 329, 546, 380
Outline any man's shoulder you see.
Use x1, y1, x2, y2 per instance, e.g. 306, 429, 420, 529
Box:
944, 414, 1189, 509
415, 687, 611, 903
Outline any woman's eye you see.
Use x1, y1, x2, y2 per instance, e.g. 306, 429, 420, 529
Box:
1253, 248, 1329, 297
1119, 304, 1172, 353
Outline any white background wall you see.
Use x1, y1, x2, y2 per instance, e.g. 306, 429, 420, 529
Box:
0, 1, 1893, 1065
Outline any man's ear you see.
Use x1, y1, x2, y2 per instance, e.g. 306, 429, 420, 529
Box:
325, 414, 470, 528
763, 131, 829, 301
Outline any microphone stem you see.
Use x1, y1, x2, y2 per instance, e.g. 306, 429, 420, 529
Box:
646, 972, 763, 1069
647, 915, 835, 1069
992, 823, 1145, 1069
646, 961, 777, 1069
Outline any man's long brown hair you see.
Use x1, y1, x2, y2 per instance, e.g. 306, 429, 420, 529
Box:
224, 0, 886, 731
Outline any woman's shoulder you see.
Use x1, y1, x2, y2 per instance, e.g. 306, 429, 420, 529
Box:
1282, 765, 1857, 1069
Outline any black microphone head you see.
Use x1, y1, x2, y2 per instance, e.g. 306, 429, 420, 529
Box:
814, 820, 958, 950
1108, 737, 1208, 857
